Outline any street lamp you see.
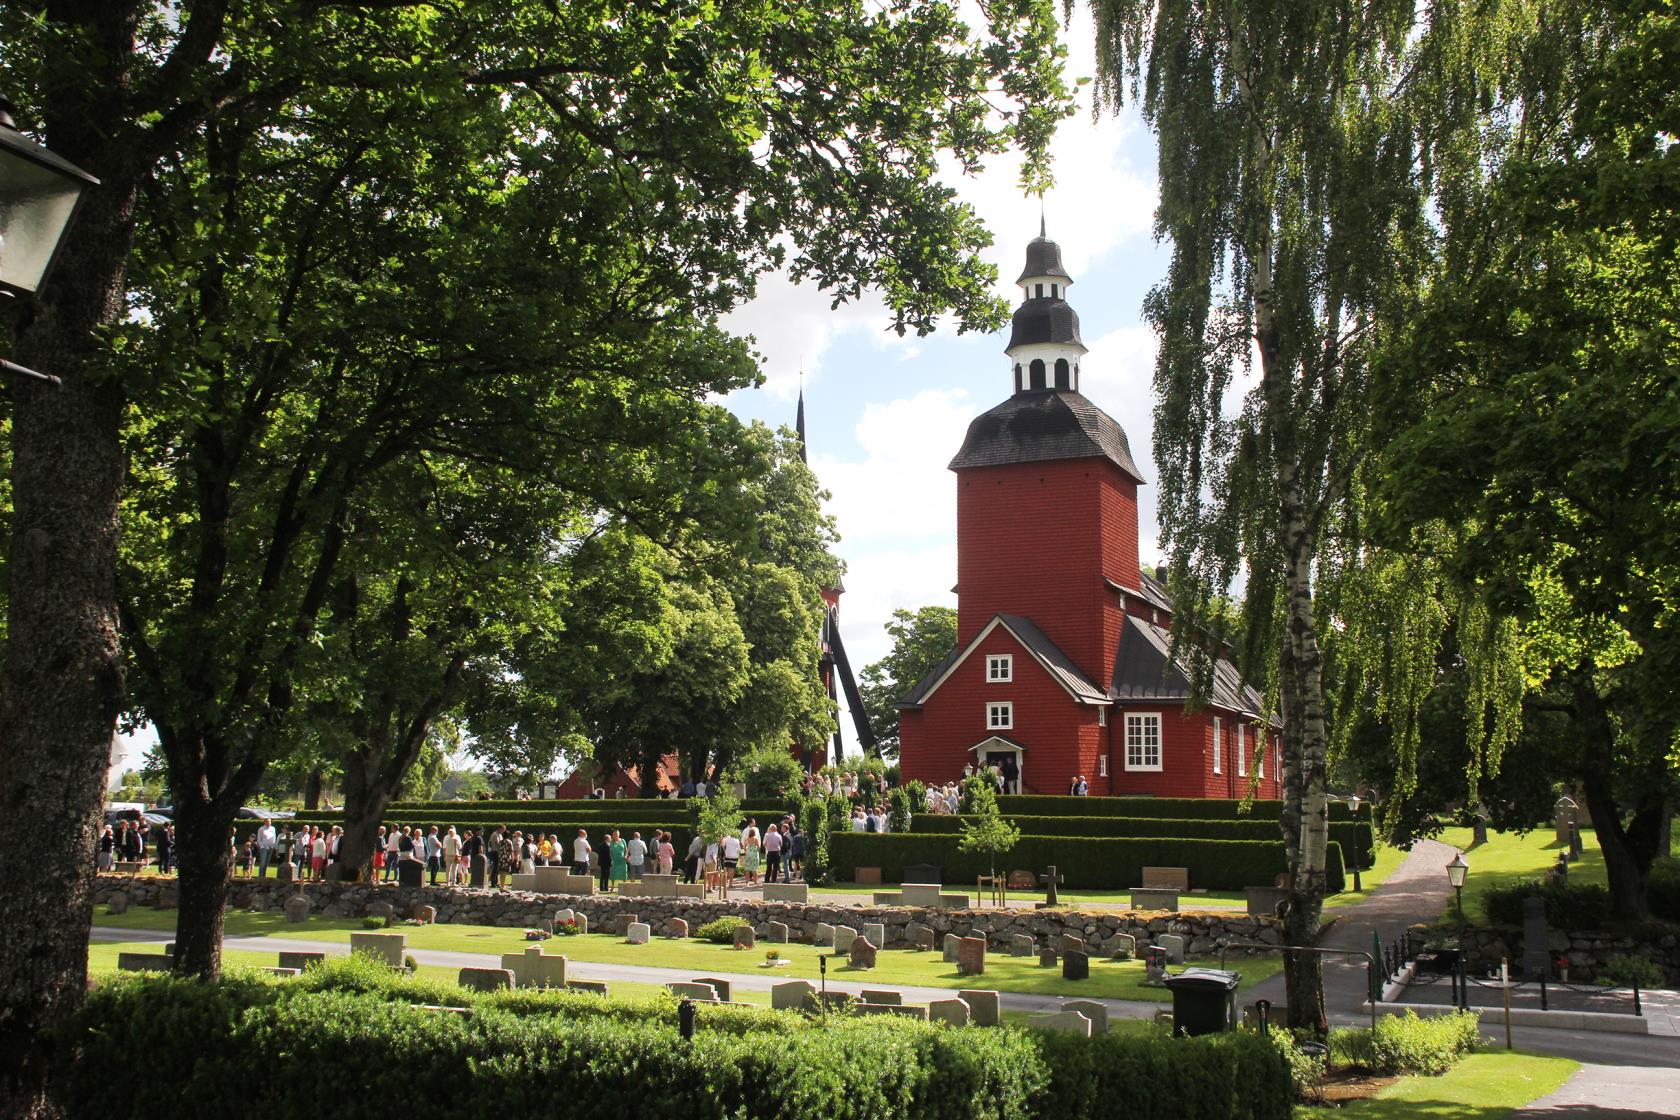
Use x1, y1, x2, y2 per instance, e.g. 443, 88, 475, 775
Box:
1347, 794, 1364, 891
1445, 851, 1470, 929
0, 95, 100, 384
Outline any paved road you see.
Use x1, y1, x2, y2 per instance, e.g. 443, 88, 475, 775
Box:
1509, 1063, 1680, 1120
91, 925, 1162, 1019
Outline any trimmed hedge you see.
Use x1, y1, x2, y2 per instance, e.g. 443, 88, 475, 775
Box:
997, 795, 1370, 824
911, 814, 1373, 867
59, 959, 1291, 1120
1482, 880, 1613, 930
828, 832, 1345, 893
244, 813, 697, 856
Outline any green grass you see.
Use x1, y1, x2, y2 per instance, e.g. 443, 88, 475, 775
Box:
92, 906, 1282, 1002
1301, 1051, 1578, 1120
1431, 828, 1606, 925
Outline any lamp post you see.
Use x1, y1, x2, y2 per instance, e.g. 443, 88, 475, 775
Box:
1446, 851, 1470, 930
1347, 794, 1364, 892
0, 95, 101, 384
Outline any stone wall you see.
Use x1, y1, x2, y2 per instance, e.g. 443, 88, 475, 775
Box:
1451, 922, 1680, 984
92, 874, 1280, 955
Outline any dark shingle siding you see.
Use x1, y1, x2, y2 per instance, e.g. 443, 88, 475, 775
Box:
948, 390, 1146, 482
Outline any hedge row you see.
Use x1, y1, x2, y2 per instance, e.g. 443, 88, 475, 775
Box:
996, 795, 1370, 824
241, 815, 699, 856
60, 960, 1291, 1120
383, 799, 695, 819
909, 814, 1374, 867
828, 833, 1345, 893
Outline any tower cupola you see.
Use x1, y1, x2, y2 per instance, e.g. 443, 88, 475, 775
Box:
1006, 220, 1086, 393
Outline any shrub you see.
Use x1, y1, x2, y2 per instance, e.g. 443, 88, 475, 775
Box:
693, 916, 752, 944
996, 795, 1369, 823
799, 797, 830, 884
1482, 880, 1612, 929
1031, 1028, 1292, 1120
887, 785, 913, 833
828, 832, 1345, 892
1332, 1010, 1480, 1075
1648, 857, 1680, 923
361, 916, 385, 929
1595, 953, 1664, 990
1272, 1030, 1327, 1103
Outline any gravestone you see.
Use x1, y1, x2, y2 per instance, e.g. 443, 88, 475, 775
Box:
854, 1004, 928, 1020
667, 981, 719, 1002
566, 980, 609, 995
1007, 869, 1037, 891
928, 998, 971, 1026
957, 937, 986, 976
1158, 934, 1186, 964
942, 934, 961, 963
964, 928, 988, 944
692, 976, 733, 1001
1038, 865, 1065, 907
1554, 796, 1577, 846
1569, 823, 1584, 861
397, 858, 424, 888
1142, 866, 1191, 891
278, 951, 325, 972
771, 979, 817, 1011
1029, 1010, 1091, 1036
958, 989, 1001, 1027
767, 921, 790, 944
1039, 948, 1059, 968
284, 896, 311, 923
1061, 999, 1110, 1035
855, 867, 883, 885
626, 922, 651, 945
349, 931, 406, 968
500, 946, 568, 989
554, 907, 575, 924
1130, 889, 1179, 912
863, 923, 886, 949
733, 925, 755, 949
557, 911, 588, 935
536, 919, 554, 935
275, 861, 295, 883
612, 913, 640, 937
908, 923, 936, 951
1143, 946, 1170, 985
1521, 896, 1553, 978
832, 925, 858, 957
263, 967, 301, 978
663, 918, 689, 939
1245, 887, 1289, 919
903, 863, 942, 884
850, 937, 878, 969
469, 854, 487, 887
413, 904, 437, 924
1104, 933, 1137, 960
815, 922, 835, 948
1059, 933, 1086, 954
1062, 950, 1089, 981
762, 882, 809, 903
116, 953, 172, 972
861, 989, 901, 1005
1010, 934, 1035, 957
457, 967, 514, 992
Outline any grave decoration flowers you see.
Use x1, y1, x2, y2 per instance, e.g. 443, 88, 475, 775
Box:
555, 918, 582, 937
524, 928, 550, 941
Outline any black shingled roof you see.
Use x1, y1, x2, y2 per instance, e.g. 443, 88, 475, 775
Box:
948, 390, 1147, 482
1110, 614, 1272, 720
1007, 297, 1084, 350
1016, 235, 1071, 283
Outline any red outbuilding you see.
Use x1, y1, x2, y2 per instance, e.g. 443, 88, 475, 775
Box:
896, 226, 1280, 798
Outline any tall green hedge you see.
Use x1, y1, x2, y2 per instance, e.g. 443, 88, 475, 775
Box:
57, 960, 1291, 1120
997, 795, 1370, 824
829, 832, 1345, 893
246, 813, 697, 856
911, 814, 1373, 867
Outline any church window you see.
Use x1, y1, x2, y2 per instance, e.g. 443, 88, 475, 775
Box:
986, 654, 1012, 682
1237, 723, 1247, 777
1029, 359, 1046, 390
1212, 717, 1223, 774
1124, 713, 1162, 770
987, 702, 1013, 730
1098, 754, 1108, 777
1035, 283, 1044, 298
1051, 284, 1059, 297
1054, 358, 1070, 389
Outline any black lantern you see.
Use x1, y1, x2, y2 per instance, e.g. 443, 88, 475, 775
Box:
0, 96, 99, 297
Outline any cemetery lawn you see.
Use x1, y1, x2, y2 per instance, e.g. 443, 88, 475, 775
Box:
91, 906, 1282, 1001
1431, 828, 1606, 925
1300, 1051, 1577, 1120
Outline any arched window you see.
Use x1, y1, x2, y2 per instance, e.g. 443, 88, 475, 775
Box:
1054, 358, 1071, 389
1029, 359, 1047, 390
1013, 363, 1022, 391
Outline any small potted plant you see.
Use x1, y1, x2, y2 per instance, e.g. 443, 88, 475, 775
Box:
555, 918, 582, 936
761, 948, 789, 968
1555, 954, 1570, 983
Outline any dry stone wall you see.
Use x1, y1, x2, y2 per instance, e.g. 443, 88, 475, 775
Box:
91, 873, 1280, 955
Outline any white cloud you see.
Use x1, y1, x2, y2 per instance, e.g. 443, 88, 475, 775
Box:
1080, 323, 1164, 563
815, 388, 976, 543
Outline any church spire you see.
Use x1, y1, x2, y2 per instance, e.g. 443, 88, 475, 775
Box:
796, 377, 808, 464
1007, 221, 1085, 394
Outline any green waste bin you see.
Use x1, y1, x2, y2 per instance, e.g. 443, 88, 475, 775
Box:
1163, 967, 1241, 1036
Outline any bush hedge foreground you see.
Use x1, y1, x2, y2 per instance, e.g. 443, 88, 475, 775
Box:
60, 959, 1290, 1120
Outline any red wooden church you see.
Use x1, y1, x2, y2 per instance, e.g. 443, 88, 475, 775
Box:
897, 227, 1280, 798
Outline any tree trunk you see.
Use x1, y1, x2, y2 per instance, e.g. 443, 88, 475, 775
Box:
0, 19, 142, 1113
1573, 671, 1661, 920
303, 767, 324, 811
169, 801, 233, 978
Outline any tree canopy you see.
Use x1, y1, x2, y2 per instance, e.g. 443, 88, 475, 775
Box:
860, 605, 959, 758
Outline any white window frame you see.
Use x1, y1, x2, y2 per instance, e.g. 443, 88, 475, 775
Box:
1212, 716, 1223, 774
1237, 723, 1247, 777
986, 654, 1013, 683
986, 702, 1013, 730
1124, 712, 1163, 772
1257, 730, 1265, 778
1098, 754, 1108, 778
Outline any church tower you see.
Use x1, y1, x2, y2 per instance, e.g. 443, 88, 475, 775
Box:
897, 225, 1278, 799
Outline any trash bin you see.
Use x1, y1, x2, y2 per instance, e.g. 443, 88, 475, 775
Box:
1163, 967, 1242, 1036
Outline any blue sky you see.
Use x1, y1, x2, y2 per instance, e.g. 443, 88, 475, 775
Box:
719, 17, 1177, 753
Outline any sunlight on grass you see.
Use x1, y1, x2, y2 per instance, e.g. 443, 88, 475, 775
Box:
1429, 828, 1605, 925
1301, 1052, 1577, 1120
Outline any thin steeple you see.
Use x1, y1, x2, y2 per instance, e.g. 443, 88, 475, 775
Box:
796, 376, 808, 464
